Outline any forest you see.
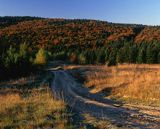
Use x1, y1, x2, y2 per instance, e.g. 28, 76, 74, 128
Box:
1, 16, 160, 80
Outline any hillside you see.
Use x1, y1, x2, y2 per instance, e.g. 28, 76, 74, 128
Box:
0, 18, 145, 50
1, 17, 160, 80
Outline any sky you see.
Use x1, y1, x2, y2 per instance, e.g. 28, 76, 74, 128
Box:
0, 0, 160, 25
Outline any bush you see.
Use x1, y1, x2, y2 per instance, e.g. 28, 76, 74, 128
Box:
34, 48, 48, 66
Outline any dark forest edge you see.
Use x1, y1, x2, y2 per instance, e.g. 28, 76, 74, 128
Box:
1, 16, 160, 80
1, 40, 160, 80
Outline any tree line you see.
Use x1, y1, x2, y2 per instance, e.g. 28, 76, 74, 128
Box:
52, 40, 160, 65
0, 43, 48, 80
1, 17, 160, 80
1, 40, 160, 80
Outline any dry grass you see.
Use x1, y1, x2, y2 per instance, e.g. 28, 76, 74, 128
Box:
80, 64, 160, 106
0, 74, 73, 129
82, 114, 120, 129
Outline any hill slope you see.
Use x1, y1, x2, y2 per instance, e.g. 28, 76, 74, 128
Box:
1, 17, 160, 80
0, 18, 145, 50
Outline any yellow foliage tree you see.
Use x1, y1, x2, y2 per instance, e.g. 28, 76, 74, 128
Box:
34, 48, 47, 65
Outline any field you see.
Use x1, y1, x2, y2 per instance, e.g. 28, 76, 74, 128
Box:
0, 73, 73, 129
72, 64, 160, 106
1, 64, 160, 129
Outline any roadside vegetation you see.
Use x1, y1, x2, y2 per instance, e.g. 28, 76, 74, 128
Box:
0, 73, 74, 129
78, 64, 160, 106
0, 68, 119, 129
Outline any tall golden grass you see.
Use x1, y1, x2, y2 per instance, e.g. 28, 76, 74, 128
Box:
0, 75, 73, 129
83, 64, 160, 105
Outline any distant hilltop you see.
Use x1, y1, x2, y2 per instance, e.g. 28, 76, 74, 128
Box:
0, 16, 159, 48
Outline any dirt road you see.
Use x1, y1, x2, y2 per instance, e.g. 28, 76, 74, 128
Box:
51, 70, 160, 129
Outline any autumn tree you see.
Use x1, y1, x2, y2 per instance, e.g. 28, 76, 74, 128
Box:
34, 48, 48, 66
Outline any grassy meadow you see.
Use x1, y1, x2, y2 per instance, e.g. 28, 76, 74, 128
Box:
71, 64, 160, 106
0, 73, 73, 129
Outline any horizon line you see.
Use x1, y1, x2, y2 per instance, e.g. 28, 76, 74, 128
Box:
0, 15, 159, 26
